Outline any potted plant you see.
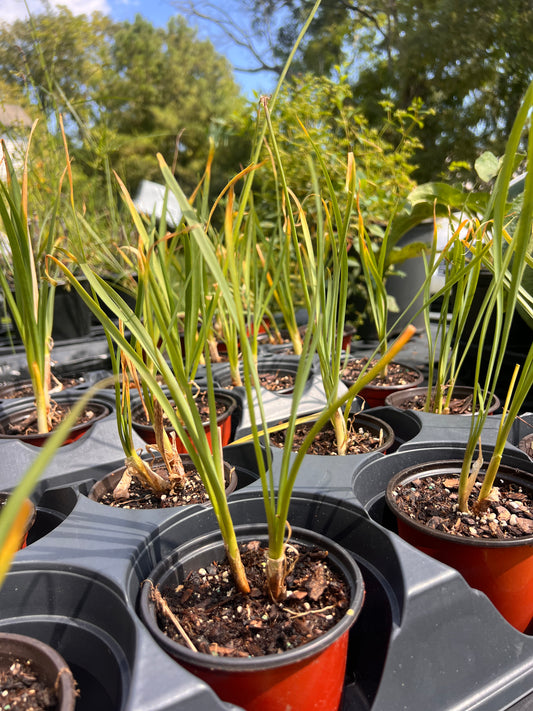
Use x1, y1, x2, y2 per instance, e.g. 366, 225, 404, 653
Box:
52, 153, 239, 511
53, 31, 414, 708
385, 77, 533, 631
340, 203, 426, 407
384, 211, 500, 414
0, 134, 110, 444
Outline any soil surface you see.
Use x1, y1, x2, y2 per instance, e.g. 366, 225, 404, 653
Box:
0, 376, 83, 400
391, 391, 478, 414
258, 371, 296, 392
132, 390, 228, 427
391, 473, 533, 539
0, 658, 58, 710
341, 358, 420, 387
269, 416, 386, 455
97, 458, 218, 509
0, 400, 101, 437
153, 539, 351, 657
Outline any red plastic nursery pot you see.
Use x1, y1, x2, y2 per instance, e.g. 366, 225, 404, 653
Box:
342, 360, 424, 409
139, 524, 365, 711
0, 633, 77, 710
386, 460, 533, 633
131, 391, 238, 453
0, 395, 111, 447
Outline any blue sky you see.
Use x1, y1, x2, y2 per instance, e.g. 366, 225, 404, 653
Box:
3, 0, 274, 98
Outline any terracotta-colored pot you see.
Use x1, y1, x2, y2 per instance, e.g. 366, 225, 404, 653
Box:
131, 391, 238, 452
139, 524, 365, 711
386, 460, 533, 632
0, 394, 111, 447
0, 633, 77, 710
342, 360, 424, 409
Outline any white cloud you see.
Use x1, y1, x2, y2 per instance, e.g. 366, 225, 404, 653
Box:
2, 0, 111, 26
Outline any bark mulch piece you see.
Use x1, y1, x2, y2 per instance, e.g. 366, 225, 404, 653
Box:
269, 417, 385, 455
152, 539, 351, 657
391, 473, 533, 539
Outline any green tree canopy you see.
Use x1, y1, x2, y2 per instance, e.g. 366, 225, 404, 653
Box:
191, 0, 533, 182
0, 8, 249, 199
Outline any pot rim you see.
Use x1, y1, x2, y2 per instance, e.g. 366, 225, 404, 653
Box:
384, 386, 501, 413
0, 393, 111, 442
87, 455, 238, 503
268, 410, 394, 455
139, 524, 365, 672
0, 632, 76, 710
386, 459, 533, 548
342, 359, 424, 391
131, 389, 238, 429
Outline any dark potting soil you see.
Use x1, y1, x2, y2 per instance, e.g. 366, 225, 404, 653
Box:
258, 371, 295, 392
0, 376, 82, 400
0, 658, 58, 710
391, 473, 533, 539
391, 391, 477, 414
152, 540, 350, 657
1, 401, 100, 436
342, 358, 420, 387
133, 390, 228, 426
222, 370, 296, 391
97, 459, 213, 509
269, 418, 385, 455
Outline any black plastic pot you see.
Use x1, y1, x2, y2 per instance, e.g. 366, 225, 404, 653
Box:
139, 523, 365, 711
0, 566, 135, 711
0, 391, 112, 446
0, 632, 77, 710
268, 410, 395, 456
52, 281, 93, 341
214, 355, 312, 396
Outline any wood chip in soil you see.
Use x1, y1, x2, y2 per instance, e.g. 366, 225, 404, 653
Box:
153, 540, 351, 657
269, 417, 385, 455
0, 658, 58, 710
392, 473, 533, 539
341, 358, 419, 387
